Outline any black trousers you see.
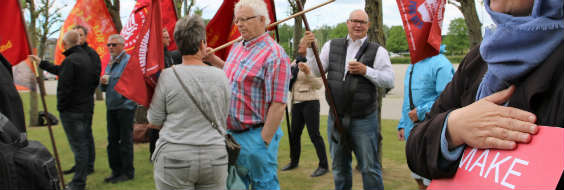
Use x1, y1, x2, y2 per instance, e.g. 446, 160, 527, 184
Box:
289, 100, 328, 168
149, 128, 159, 159
106, 109, 135, 178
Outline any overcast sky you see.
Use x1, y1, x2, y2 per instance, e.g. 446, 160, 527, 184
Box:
52, 0, 493, 37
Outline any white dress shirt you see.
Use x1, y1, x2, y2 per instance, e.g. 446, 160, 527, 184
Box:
305, 35, 394, 89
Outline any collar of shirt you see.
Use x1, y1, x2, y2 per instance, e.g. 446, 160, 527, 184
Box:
346, 35, 368, 47
342, 35, 368, 79
111, 51, 125, 63
242, 32, 270, 49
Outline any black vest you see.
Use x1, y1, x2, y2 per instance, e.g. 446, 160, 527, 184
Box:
326, 38, 379, 118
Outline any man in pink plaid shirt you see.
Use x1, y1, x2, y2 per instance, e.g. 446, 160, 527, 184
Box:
206, 0, 290, 189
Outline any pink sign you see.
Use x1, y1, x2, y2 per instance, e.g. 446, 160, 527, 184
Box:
429, 126, 564, 190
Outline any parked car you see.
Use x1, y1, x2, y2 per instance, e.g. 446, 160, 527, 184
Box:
43, 71, 56, 80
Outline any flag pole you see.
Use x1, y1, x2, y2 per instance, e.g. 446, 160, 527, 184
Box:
294, 0, 349, 150
209, 0, 335, 54
18, 0, 66, 188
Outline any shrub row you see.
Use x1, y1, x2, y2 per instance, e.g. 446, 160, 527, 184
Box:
390, 55, 465, 64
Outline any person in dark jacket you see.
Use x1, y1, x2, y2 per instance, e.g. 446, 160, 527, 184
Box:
59, 24, 101, 176
30, 30, 100, 190
0, 53, 26, 133
405, 0, 564, 185
147, 28, 182, 159
100, 34, 137, 184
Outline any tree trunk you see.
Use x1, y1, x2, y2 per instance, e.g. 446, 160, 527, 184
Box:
455, 0, 482, 47
105, 0, 122, 32
365, 0, 386, 46
292, 11, 303, 59
25, 0, 39, 126
365, 0, 384, 169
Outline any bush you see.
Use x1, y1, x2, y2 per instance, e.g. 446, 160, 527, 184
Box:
390, 55, 465, 64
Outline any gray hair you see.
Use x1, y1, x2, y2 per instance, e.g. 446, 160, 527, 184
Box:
235, 0, 271, 25
107, 34, 125, 44
63, 30, 80, 47
174, 15, 206, 55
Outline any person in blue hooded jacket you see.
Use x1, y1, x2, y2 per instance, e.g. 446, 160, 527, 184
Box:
397, 45, 454, 189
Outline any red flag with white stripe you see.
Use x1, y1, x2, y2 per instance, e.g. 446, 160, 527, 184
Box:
396, 0, 446, 64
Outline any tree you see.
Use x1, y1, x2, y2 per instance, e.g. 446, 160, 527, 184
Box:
328, 22, 348, 40
287, 0, 306, 59
444, 18, 469, 55
448, 0, 482, 47
23, 0, 64, 126
365, 0, 386, 45
364, 0, 385, 168
104, 0, 122, 31
277, 24, 294, 58
385, 25, 408, 53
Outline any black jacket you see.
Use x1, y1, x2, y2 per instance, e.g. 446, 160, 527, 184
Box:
81, 42, 102, 76
164, 48, 181, 68
40, 46, 100, 113
0, 54, 26, 132
406, 42, 564, 180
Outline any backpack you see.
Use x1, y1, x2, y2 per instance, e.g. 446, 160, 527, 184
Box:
0, 113, 60, 190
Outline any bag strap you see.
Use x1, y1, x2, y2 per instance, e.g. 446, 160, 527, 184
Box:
171, 66, 227, 137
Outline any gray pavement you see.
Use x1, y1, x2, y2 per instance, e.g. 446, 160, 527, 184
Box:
43, 64, 458, 120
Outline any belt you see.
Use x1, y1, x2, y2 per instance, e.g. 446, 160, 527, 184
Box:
230, 123, 264, 134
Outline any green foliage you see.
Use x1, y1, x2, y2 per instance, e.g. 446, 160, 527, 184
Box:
390, 55, 465, 64
390, 57, 411, 64
443, 18, 470, 55
277, 24, 294, 58
385, 26, 408, 53
382, 24, 390, 40
328, 22, 349, 40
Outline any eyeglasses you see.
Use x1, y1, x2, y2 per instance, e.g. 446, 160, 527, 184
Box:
348, 19, 368, 25
107, 43, 122, 47
233, 16, 258, 24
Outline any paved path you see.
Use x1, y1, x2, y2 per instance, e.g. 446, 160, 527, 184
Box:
43, 64, 458, 120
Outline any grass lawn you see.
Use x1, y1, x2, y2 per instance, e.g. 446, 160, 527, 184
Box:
19, 93, 416, 189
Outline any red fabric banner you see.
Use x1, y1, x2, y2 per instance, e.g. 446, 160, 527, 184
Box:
160, 0, 178, 51
396, 0, 445, 64
206, 0, 278, 60
0, 0, 32, 65
54, 0, 118, 69
429, 126, 564, 190
115, 0, 164, 107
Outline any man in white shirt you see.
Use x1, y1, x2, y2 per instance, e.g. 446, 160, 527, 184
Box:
302, 9, 394, 190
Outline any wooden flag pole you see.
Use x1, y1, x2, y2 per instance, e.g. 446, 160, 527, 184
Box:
19, 0, 66, 188
294, 0, 349, 149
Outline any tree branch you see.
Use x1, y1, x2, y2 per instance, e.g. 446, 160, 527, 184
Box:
448, 0, 461, 9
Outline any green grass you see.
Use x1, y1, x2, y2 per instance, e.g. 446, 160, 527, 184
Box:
19, 92, 416, 189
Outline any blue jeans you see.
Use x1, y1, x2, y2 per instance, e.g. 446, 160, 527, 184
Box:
328, 111, 383, 190
60, 112, 93, 190
230, 127, 282, 190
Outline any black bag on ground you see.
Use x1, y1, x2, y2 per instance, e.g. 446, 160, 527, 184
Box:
37, 111, 59, 126
0, 113, 60, 190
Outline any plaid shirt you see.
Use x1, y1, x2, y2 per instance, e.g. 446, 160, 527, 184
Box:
223, 33, 291, 131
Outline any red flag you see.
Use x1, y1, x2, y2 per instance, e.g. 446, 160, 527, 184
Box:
0, 0, 32, 65
54, 0, 118, 70
115, 0, 164, 107
206, 0, 278, 60
397, 0, 446, 64
160, 0, 178, 51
